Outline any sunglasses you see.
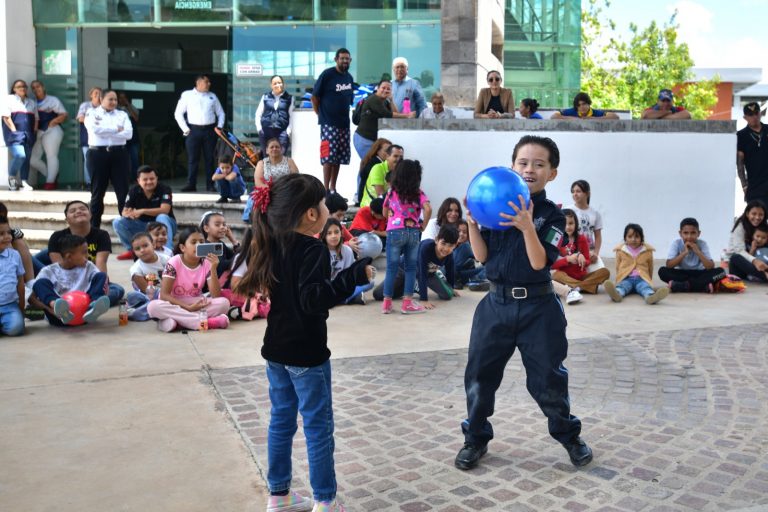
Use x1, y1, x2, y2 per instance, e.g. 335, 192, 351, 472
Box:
488, 76, 501, 83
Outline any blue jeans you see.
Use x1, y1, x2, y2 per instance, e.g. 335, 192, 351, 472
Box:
615, 275, 654, 298
384, 227, 421, 298
453, 243, 486, 283
33, 273, 108, 326
113, 215, 177, 250
352, 131, 374, 160
9, 142, 32, 180
216, 179, 245, 199
0, 302, 24, 336
266, 359, 336, 502
108, 282, 125, 307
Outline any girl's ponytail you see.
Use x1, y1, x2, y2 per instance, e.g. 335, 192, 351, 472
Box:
234, 174, 326, 298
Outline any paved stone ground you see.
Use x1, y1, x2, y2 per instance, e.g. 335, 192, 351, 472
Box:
211, 324, 768, 511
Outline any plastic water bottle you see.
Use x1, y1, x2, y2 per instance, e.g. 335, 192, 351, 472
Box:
402, 98, 411, 114
199, 308, 208, 331
118, 300, 128, 326
145, 283, 156, 300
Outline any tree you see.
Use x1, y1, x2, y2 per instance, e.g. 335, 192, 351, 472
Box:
581, 0, 718, 119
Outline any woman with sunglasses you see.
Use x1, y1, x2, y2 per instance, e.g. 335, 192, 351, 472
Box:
474, 71, 514, 119
1, 80, 38, 190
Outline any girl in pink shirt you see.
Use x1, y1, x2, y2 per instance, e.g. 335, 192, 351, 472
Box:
381, 159, 432, 314
147, 228, 230, 331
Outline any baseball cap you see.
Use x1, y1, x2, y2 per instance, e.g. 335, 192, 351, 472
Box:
744, 102, 761, 116
658, 89, 674, 101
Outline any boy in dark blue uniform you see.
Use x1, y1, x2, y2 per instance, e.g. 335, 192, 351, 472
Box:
455, 135, 592, 470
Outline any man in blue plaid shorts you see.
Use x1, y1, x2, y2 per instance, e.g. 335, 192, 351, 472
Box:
312, 48, 354, 194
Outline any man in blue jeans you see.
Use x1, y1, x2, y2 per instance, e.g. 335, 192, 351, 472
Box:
112, 165, 176, 260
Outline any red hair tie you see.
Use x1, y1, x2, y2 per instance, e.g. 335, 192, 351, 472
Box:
251, 179, 273, 214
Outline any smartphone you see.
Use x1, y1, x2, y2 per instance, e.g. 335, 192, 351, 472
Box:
196, 242, 224, 258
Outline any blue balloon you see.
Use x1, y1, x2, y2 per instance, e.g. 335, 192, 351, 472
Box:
466, 166, 531, 230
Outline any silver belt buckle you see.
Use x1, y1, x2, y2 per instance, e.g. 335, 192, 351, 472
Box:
511, 287, 528, 299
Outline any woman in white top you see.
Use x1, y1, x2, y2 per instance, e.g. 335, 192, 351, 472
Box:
84, 89, 132, 228
253, 137, 298, 187
76, 87, 102, 188
564, 179, 605, 271
422, 197, 462, 241
255, 75, 294, 156
727, 200, 768, 281
1, 79, 38, 191
29, 80, 68, 190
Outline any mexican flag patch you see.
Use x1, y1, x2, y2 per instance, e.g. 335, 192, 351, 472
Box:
544, 227, 563, 247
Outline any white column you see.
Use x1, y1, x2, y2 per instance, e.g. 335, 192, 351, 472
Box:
0, 0, 37, 187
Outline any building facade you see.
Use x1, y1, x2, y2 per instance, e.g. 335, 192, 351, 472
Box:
2, 0, 580, 187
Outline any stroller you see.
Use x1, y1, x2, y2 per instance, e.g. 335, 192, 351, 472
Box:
214, 128, 261, 220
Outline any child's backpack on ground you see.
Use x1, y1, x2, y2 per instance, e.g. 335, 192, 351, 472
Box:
715, 274, 746, 293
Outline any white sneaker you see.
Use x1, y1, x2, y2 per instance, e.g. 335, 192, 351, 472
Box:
566, 289, 583, 304
8, 177, 20, 190
20, 180, 34, 191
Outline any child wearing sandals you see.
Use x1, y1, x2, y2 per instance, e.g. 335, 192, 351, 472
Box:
603, 223, 669, 304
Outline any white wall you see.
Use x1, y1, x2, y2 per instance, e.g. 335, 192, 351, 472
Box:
374, 128, 736, 260
0, 0, 36, 187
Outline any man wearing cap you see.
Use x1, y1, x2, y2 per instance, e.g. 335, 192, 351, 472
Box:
641, 89, 691, 120
737, 102, 768, 204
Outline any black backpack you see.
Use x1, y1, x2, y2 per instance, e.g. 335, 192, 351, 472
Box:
351, 98, 365, 125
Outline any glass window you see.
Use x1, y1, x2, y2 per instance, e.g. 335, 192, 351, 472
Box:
402, 0, 441, 21
71, 0, 154, 23
237, 0, 313, 21
320, 1, 398, 21
160, 0, 232, 22
394, 23, 441, 96
32, 0, 78, 24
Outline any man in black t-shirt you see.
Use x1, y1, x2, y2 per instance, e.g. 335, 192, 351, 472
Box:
737, 102, 768, 206
33, 200, 125, 306
112, 165, 177, 259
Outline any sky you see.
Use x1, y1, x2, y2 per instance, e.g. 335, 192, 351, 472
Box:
605, 0, 768, 83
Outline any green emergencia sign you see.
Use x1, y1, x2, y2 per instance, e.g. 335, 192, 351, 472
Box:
175, 1, 212, 8
42, 50, 72, 76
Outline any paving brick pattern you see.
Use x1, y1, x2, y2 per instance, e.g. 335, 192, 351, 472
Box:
211, 325, 768, 511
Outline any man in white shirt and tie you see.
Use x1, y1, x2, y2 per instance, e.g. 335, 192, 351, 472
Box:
174, 74, 225, 192
84, 89, 132, 229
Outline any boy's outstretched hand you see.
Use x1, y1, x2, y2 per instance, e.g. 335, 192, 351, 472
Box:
498, 195, 534, 232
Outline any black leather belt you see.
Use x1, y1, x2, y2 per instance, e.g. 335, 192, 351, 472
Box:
489, 282, 554, 299
188, 123, 215, 128
89, 145, 125, 152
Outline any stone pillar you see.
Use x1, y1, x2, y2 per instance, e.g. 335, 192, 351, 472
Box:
0, 0, 36, 187
441, 0, 504, 108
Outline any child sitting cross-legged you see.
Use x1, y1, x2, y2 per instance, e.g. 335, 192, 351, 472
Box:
125, 232, 169, 320
32, 234, 111, 326
321, 217, 374, 305
657, 217, 726, 292
603, 223, 669, 305
0, 217, 26, 336
551, 208, 609, 303
147, 228, 230, 332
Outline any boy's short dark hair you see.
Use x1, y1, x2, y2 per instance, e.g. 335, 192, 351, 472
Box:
146, 222, 166, 233
131, 231, 153, 245
137, 165, 158, 177
457, 218, 469, 228
370, 198, 384, 215
754, 222, 768, 234
0, 215, 8, 226
325, 192, 348, 213
218, 154, 233, 165
573, 92, 592, 109
436, 225, 459, 245
679, 217, 699, 230
59, 234, 87, 255
64, 200, 89, 215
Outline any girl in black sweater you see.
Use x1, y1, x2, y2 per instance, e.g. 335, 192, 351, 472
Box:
235, 174, 373, 512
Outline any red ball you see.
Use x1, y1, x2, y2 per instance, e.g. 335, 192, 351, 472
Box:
61, 291, 90, 326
